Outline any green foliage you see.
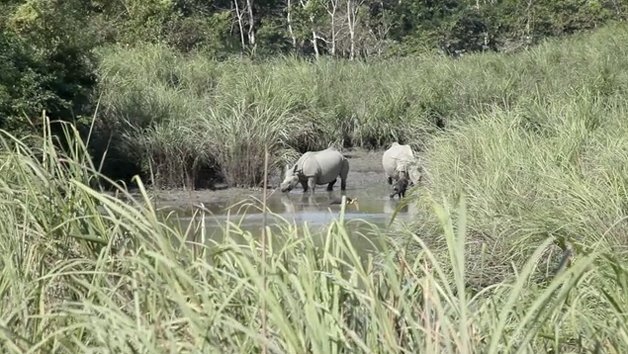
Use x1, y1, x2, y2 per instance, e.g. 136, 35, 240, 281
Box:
93, 44, 219, 188
95, 45, 323, 188
402, 23, 628, 285
94, 46, 439, 186
1, 0, 626, 186
0, 32, 54, 132
2, 5, 628, 352
0, 0, 96, 132
387, 0, 624, 56
168, 11, 236, 55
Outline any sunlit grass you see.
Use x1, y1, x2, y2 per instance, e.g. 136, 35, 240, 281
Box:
3, 23, 628, 352
1, 115, 628, 353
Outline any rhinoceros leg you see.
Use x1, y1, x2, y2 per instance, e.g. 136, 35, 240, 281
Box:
307, 177, 316, 193
391, 173, 410, 199
339, 158, 349, 191
327, 179, 336, 191
301, 180, 309, 193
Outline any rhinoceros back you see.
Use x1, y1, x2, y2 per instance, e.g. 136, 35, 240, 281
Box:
383, 143, 415, 177
300, 148, 346, 184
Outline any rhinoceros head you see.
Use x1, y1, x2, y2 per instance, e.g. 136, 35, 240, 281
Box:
280, 164, 300, 192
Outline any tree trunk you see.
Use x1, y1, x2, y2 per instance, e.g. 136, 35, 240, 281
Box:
246, 0, 256, 47
327, 0, 338, 56
298, 0, 321, 59
347, 0, 356, 60
525, 0, 534, 43
311, 29, 320, 59
286, 0, 297, 50
233, 0, 246, 52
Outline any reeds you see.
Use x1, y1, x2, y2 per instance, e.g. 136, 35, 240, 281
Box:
94, 23, 628, 188
4, 23, 622, 351
1, 111, 628, 352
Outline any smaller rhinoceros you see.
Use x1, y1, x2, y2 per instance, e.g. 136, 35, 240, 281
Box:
280, 147, 350, 193
382, 142, 421, 198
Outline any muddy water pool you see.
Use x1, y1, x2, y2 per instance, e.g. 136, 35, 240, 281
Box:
162, 183, 418, 257
149, 149, 420, 257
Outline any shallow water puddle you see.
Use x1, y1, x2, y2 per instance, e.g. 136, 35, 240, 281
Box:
166, 184, 418, 256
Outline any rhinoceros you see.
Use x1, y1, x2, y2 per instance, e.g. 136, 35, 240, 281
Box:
280, 147, 350, 193
382, 142, 421, 198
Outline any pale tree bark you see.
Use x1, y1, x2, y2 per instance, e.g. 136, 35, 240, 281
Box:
286, 0, 297, 50
233, 0, 246, 51
246, 0, 256, 47
326, 0, 339, 56
525, 0, 534, 42
346, 0, 363, 60
311, 28, 320, 59
298, 0, 321, 59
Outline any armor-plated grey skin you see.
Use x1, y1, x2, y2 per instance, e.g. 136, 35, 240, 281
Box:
382, 142, 420, 198
280, 147, 350, 193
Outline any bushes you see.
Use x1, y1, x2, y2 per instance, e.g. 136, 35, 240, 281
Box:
4, 23, 628, 352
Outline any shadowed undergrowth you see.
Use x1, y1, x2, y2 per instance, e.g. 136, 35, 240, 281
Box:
2, 117, 628, 353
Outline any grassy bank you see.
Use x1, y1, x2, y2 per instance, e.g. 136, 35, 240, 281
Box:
408, 35, 628, 284
94, 22, 628, 188
2, 118, 628, 353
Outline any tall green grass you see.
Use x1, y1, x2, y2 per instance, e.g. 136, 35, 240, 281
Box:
406, 81, 628, 288
94, 22, 628, 188
2, 115, 628, 353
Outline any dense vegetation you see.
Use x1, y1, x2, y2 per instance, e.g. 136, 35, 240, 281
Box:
2, 2, 628, 352
1, 114, 628, 353
1, 0, 626, 187
95, 22, 628, 189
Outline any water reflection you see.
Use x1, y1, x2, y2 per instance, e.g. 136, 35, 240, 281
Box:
168, 186, 421, 259
279, 192, 361, 214
175, 191, 416, 232
171, 181, 420, 235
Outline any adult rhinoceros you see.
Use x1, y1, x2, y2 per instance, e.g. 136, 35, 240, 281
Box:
382, 142, 421, 198
280, 147, 350, 193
